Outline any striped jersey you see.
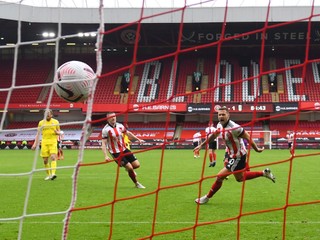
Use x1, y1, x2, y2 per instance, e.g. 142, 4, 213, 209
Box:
102, 122, 127, 154
217, 120, 247, 159
286, 133, 294, 143
205, 126, 217, 142
193, 132, 202, 144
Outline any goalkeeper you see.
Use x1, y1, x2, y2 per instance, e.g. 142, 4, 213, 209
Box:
32, 109, 60, 180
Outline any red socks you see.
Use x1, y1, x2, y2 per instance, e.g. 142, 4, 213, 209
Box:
207, 180, 223, 198
206, 171, 264, 198
244, 171, 263, 180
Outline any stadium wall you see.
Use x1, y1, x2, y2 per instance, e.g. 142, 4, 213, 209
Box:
1, 2, 320, 24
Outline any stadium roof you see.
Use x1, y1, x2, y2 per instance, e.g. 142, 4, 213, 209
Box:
0, 0, 320, 8
1, 0, 319, 57
0, 0, 320, 23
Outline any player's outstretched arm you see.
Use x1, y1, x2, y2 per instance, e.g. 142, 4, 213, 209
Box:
241, 130, 264, 153
194, 131, 218, 152
127, 130, 145, 143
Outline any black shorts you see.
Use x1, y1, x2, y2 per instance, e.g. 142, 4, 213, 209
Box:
193, 142, 199, 148
208, 141, 217, 150
225, 154, 246, 172
288, 142, 292, 149
111, 149, 137, 167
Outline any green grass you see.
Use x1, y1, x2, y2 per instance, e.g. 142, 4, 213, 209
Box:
0, 148, 319, 240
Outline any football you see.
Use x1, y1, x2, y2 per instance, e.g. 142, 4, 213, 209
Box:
54, 61, 95, 103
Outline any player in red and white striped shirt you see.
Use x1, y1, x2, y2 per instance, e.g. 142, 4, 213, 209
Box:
194, 106, 276, 204
286, 130, 295, 155
101, 112, 146, 189
57, 130, 64, 160
192, 131, 202, 158
205, 122, 218, 167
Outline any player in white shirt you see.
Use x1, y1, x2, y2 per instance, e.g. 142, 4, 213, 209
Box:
101, 112, 146, 189
194, 106, 276, 204
192, 131, 202, 158
286, 130, 295, 155
205, 123, 217, 167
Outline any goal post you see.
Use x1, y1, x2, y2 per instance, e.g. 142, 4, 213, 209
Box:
217, 130, 273, 150
250, 130, 273, 150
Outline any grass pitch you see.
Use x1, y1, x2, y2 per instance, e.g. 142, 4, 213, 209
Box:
0, 148, 319, 240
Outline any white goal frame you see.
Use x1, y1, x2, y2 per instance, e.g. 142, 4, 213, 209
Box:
216, 130, 273, 150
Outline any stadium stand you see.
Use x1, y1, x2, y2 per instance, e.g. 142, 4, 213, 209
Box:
5, 121, 38, 129
1, 56, 320, 105
270, 120, 320, 149
6, 121, 83, 130
125, 121, 176, 140
0, 59, 53, 103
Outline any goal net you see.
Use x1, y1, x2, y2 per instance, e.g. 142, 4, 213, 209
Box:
1, 0, 320, 240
